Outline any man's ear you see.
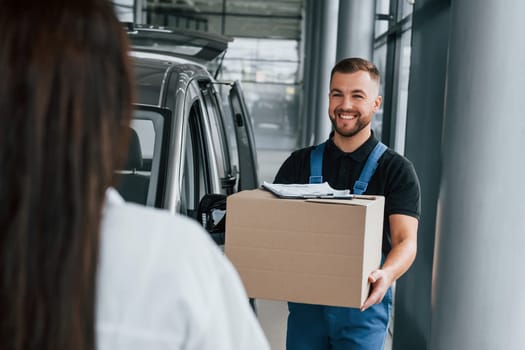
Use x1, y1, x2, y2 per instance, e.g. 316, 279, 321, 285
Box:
373, 95, 383, 112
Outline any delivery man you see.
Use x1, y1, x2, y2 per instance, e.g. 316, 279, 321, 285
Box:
274, 57, 421, 349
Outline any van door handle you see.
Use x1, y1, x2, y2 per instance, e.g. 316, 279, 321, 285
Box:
221, 175, 237, 189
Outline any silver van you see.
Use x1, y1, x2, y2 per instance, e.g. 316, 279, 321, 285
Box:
116, 24, 259, 244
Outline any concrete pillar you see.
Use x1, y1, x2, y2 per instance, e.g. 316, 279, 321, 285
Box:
135, 0, 145, 24
299, 0, 319, 147
314, 0, 339, 144
430, 0, 525, 349
336, 0, 375, 61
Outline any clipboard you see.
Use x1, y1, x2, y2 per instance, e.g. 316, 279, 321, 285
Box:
262, 181, 354, 199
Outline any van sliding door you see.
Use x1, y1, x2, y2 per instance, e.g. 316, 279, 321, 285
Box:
228, 81, 259, 190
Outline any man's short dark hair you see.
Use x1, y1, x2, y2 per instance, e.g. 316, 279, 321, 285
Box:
330, 57, 381, 84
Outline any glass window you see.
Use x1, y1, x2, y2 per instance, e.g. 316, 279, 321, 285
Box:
218, 37, 301, 151
373, 44, 388, 141
374, 0, 414, 150
393, 30, 412, 154
181, 123, 195, 217
218, 92, 240, 186
398, 0, 414, 20
231, 82, 299, 150
220, 38, 300, 84
200, 83, 232, 181
116, 108, 168, 208
113, 0, 134, 22
375, 0, 391, 38
180, 102, 210, 217
131, 119, 156, 159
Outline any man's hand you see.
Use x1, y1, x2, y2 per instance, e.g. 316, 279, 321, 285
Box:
360, 214, 419, 312
360, 269, 394, 311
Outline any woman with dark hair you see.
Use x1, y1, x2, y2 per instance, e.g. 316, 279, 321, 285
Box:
0, 1, 270, 349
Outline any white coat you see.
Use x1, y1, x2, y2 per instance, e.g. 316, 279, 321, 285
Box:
96, 189, 270, 350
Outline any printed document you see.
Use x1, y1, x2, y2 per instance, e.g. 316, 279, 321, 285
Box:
262, 181, 353, 199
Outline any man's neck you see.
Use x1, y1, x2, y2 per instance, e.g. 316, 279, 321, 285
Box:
332, 129, 371, 153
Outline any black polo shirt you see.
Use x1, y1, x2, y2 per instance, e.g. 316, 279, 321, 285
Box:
274, 133, 421, 255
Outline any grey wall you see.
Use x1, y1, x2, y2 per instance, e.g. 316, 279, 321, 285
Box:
393, 1, 450, 349
430, 0, 525, 348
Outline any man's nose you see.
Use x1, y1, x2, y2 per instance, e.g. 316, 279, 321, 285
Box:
340, 95, 353, 109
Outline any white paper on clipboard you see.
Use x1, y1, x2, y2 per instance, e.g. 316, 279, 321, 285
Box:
262, 181, 353, 199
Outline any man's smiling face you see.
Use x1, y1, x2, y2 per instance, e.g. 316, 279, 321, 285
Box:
328, 70, 382, 138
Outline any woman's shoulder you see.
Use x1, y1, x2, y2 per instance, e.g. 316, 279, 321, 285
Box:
100, 195, 222, 277
103, 189, 207, 245
97, 192, 228, 341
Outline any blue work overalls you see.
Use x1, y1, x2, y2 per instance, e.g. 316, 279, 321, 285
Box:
286, 141, 391, 350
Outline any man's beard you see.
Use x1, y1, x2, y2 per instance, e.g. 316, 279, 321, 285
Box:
329, 112, 371, 138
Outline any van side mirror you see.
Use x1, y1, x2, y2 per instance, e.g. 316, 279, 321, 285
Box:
197, 194, 227, 245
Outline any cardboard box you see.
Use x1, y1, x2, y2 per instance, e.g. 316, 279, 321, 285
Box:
225, 189, 385, 308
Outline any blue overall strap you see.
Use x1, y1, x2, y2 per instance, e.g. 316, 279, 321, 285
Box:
309, 142, 325, 184
353, 142, 387, 194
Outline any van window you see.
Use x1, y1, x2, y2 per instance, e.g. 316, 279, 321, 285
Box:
200, 82, 234, 192
115, 107, 171, 208
180, 101, 211, 218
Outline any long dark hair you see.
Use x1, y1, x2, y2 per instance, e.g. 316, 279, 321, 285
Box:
0, 1, 133, 349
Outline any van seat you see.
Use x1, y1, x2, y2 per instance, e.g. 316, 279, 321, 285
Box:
116, 128, 150, 205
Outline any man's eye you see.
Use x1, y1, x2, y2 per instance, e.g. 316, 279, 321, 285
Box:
353, 95, 364, 99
